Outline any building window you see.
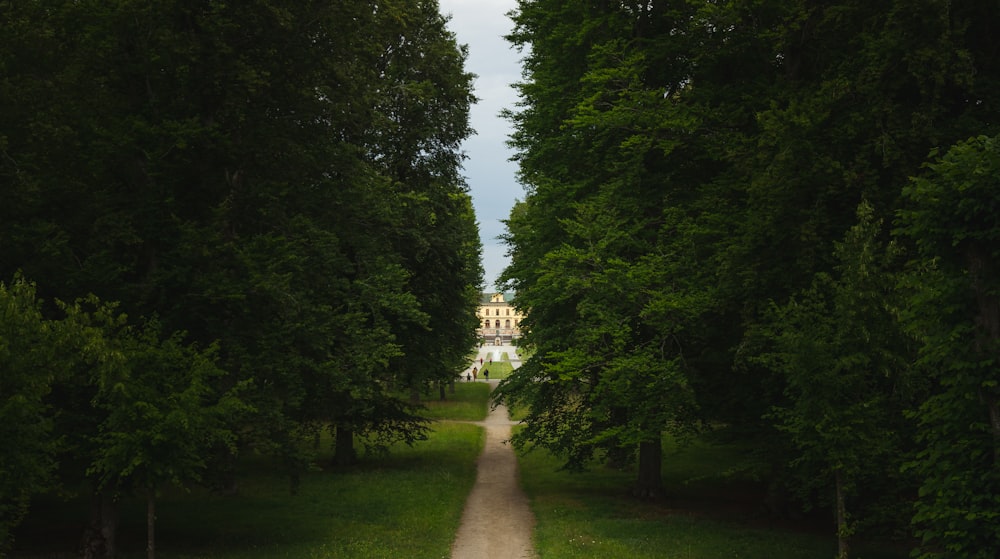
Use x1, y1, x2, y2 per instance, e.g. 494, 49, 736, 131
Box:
484, 320, 490, 328
505, 319, 510, 328
506, 308, 510, 315
495, 320, 500, 328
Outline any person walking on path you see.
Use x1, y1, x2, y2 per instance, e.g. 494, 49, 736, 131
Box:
451, 349, 536, 559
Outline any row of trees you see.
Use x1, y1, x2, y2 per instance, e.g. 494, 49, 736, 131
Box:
0, 1, 482, 556
495, 1, 999, 558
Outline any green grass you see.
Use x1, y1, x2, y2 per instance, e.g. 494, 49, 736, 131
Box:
417, 380, 491, 421
479, 361, 514, 380
12, 421, 487, 559
12, 381, 910, 559
517, 433, 910, 559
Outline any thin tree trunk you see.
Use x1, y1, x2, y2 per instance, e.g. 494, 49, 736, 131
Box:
409, 384, 420, 405
216, 444, 239, 495
835, 469, 850, 559
967, 244, 1000, 463
439, 381, 446, 401
605, 407, 630, 470
334, 424, 357, 466
146, 488, 156, 559
989, 398, 1000, 465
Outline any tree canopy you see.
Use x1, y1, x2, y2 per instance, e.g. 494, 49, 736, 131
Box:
498, 1, 1000, 556
1, 1, 481, 554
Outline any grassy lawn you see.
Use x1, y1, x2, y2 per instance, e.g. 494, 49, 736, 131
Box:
518, 433, 911, 559
479, 360, 514, 380
12, 380, 911, 559
11, 387, 493, 559
419, 380, 491, 421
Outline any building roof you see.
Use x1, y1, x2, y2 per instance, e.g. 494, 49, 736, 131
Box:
479, 292, 515, 304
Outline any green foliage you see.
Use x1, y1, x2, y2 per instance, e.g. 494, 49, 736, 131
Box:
0, 277, 67, 553
501, 0, 1000, 554
498, 3, 718, 491
363, 0, 482, 401
76, 314, 246, 494
897, 135, 1000, 558
0, 0, 480, 552
757, 202, 917, 552
0, 278, 248, 553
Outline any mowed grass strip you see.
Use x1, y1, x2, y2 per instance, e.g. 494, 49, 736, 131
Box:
12, 388, 493, 559
479, 360, 514, 380
419, 380, 491, 421
517, 432, 910, 559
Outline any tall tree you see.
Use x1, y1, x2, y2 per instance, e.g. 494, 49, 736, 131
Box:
0, 277, 69, 554
366, 0, 482, 407
897, 134, 1000, 559
58, 301, 245, 559
726, 0, 1000, 528
1, 1, 481, 551
499, 0, 1000, 529
758, 202, 916, 558
497, 0, 762, 494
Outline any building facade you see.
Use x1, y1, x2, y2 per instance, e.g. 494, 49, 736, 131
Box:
477, 293, 523, 346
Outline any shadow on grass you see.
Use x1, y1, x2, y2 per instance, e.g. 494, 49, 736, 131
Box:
12, 423, 484, 559
516, 432, 912, 559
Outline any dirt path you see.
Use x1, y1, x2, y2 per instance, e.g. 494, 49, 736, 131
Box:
450, 349, 536, 559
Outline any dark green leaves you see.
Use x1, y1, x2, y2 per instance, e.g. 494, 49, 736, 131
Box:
898, 135, 1000, 558
1, 0, 480, 551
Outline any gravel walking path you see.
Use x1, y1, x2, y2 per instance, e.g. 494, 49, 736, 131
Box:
450, 347, 536, 559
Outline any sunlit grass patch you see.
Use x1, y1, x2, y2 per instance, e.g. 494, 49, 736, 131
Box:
479, 361, 513, 380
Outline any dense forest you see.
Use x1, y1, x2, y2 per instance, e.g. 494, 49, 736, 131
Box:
494, 1, 1000, 558
0, 0, 482, 555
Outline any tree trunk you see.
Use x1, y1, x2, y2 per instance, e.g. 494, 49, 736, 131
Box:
81, 487, 118, 558
966, 244, 1000, 463
146, 488, 156, 559
835, 470, 850, 559
989, 398, 1000, 466
439, 381, 446, 401
605, 407, 630, 470
334, 424, 357, 466
216, 445, 240, 495
409, 384, 420, 405
634, 437, 662, 499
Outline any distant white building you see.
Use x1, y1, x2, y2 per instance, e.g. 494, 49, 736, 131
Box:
476, 293, 523, 346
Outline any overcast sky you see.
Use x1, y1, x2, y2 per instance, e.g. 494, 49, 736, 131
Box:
438, 0, 522, 293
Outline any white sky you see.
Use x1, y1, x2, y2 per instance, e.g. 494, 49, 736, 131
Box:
438, 0, 522, 293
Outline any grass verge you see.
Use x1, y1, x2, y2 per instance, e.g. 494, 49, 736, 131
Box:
13, 419, 487, 559
517, 432, 910, 559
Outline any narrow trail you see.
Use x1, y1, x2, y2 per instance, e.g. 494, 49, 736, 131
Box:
450, 348, 537, 559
